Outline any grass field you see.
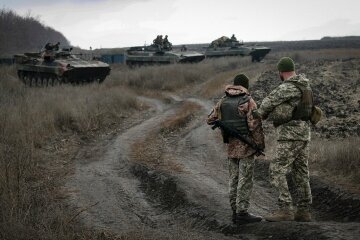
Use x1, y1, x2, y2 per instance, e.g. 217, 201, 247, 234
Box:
0, 48, 359, 239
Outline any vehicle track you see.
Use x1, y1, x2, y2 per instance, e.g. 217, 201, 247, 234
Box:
66, 97, 174, 232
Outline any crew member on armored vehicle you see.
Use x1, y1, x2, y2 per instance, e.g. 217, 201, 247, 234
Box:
152, 35, 172, 51
126, 35, 205, 66
153, 35, 163, 46
14, 42, 111, 87
43, 42, 60, 62
162, 35, 173, 51
205, 35, 271, 62
209, 35, 243, 49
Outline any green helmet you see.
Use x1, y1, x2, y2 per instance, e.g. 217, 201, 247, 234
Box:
277, 57, 295, 72
233, 74, 249, 89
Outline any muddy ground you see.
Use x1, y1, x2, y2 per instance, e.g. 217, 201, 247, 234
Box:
66, 59, 360, 240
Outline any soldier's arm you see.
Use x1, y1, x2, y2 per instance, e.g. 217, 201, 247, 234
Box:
256, 83, 300, 119
207, 98, 224, 125
247, 98, 265, 149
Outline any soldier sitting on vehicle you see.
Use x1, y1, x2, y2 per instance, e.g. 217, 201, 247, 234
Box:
153, 35, 159, 45
44, 42, 60, 51
43, 42, 60, 62
162, 35, 173, 50
153, 35, 163, 48
211, 36, 231, 48
231, 34, 237, 41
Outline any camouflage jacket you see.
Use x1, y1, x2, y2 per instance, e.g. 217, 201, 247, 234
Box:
207, 85, 265, 159
257, 74, 311, 141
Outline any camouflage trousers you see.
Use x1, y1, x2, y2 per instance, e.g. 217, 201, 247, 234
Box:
270, 140, 312, 210
228, 156, 255, 213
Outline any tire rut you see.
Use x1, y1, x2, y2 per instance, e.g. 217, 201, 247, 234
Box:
66, 97, 178, 232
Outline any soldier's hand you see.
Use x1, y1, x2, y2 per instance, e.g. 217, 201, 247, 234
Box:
207, 119, 216, 125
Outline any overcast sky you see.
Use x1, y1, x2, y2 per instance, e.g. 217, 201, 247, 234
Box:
2, 0, 360, 49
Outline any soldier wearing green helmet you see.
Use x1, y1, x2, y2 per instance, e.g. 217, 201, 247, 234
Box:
253, 57, 314, 222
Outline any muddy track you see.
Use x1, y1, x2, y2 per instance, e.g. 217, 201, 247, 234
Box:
67, 95, 360, 239
66, 97, 177, 232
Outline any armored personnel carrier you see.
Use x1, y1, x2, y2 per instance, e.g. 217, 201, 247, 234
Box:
126, 35, 205, 66
14, 43, 111, 86
205, 35, 271, 62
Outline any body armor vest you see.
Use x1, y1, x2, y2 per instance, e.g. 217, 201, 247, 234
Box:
220, 94, 250, 135
290, 82, 314, 121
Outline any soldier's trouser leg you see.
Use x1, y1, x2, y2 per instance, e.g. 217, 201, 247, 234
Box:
292, 141, 312, 210
270, 141, 312, 210
228, 156, 255, 213
228, 158, 239, 212
270, 141, 295, 209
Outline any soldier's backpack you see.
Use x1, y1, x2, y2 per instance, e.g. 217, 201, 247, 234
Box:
289, 82, 323, 125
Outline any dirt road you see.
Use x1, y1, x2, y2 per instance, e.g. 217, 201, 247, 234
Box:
66, 95, 360, 240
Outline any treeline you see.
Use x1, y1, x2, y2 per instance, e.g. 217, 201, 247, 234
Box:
321, 36, 360, 40
0, 8, 70, 56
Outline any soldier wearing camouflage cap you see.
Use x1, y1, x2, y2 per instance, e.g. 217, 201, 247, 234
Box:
253, 57, 314, 222
208, 74, 265, 225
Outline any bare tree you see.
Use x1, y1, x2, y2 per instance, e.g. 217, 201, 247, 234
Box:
0, 8, 70, 57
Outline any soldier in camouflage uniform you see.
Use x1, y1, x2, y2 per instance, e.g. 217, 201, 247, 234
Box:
43, 42, 60, 62
153, 35, 163, 47
208, 74, 265, 224
253, 57, 313, 222
163, 35, 172, 50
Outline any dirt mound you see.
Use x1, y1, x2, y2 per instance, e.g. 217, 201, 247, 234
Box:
251, 59, 360, 138
311, 176, 360, 222
132, 159, 360, 240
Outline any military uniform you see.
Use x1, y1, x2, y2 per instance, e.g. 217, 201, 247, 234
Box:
256, 74, 312, 212
163, 35, 172, 50
208, 83, 264, 218
43, 42, 60, 62
153, 35, 163, 47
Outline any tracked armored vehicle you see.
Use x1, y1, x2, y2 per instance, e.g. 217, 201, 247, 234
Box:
126, 35, 205, 66
205, 35, 271, 62
14, 45, 111, 86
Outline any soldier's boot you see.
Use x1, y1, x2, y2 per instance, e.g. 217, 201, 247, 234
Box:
264, 209, 294, 222
294, 209, 312, 222
236, 212, 262, 225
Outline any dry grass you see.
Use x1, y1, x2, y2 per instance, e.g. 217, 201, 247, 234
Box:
131, 133, 183, 173
310, 138, 360, 186
106, 57, 253, 92
160, 101, 201, 134
199, 62, 272, 98
0, 66, 140, 239
262, 133, 360, 188
131, 101, 202, 173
